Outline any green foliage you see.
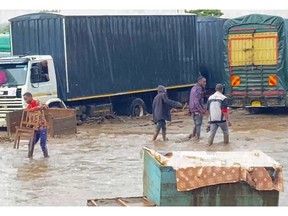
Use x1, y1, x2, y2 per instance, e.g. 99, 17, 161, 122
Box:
185, 9, 223, 17
0, 24, 10, 34
39, 10, 61, 13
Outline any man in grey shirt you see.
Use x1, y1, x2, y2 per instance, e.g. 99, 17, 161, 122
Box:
188, 76, 207, 141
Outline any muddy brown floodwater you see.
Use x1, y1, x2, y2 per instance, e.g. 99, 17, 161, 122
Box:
0, 109, 287, 206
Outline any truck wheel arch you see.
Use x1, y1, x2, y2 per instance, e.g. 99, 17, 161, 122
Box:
128, 97, 146, 117
46, 99, 67, 109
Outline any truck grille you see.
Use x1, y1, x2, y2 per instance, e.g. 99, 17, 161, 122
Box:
0, 98, 23, 117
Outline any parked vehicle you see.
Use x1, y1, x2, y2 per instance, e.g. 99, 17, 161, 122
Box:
223, 14, 288, 112
196, 16, 228, 96
0, 34, 11, 57
0, 13, 199, 126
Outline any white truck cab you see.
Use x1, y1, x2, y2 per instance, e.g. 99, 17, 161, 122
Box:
0, 55, 66, 127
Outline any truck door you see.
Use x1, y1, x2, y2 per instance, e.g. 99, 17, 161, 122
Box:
29, 61, 55, 103
228, 29, 280, 102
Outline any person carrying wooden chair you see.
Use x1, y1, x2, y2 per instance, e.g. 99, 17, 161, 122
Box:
23, 92, 49, 158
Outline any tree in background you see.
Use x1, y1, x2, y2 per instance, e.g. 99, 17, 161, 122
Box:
40, 10, 61, 13
185, 9, 223, 17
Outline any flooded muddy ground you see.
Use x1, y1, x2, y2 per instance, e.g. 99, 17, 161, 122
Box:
0, 108, 287, 206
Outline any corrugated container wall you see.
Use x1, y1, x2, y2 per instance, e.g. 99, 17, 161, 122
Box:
10, 13, 199, 101
196, 17, 228, 89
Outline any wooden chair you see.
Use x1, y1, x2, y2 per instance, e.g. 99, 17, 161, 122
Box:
13, 110, 40, 157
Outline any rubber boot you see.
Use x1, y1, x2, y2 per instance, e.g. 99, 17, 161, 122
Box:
162, 130, 168, 141
224, 134, 229, 144
152, 132, 159, 141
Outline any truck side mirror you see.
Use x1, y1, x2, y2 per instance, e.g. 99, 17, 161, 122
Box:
30, 66, 41, 86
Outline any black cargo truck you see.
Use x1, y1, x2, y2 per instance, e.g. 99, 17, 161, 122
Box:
3, 13, 199, 121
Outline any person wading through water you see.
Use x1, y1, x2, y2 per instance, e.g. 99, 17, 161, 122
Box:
188, 76, 207, 142
207, 84, 231, 145
152, 85, 182, 141
23, 92, 49, 158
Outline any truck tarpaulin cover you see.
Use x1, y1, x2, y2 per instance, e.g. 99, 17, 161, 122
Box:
10, 13, 199, 101
196, 16, 228, 89
223, 14, 288, 95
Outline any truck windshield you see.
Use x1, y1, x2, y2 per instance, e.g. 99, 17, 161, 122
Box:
0, 63, 28, 86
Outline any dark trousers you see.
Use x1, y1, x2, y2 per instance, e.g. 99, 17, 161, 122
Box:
155, 120, 166, 133
192, 113, 203, 138
29, 128, 48, 157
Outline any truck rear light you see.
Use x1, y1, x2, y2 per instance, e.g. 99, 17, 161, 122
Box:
268, 75, 277, 86
231, 76, 240, 87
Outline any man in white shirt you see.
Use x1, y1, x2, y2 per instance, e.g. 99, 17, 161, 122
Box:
207, 84, 231, 145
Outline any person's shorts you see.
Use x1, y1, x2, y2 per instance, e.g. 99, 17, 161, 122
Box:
155, 120, 166, 132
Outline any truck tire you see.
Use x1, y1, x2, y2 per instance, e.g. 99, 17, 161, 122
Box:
129, 98, 146, 117
80, 106, 87, 113
81, 114, 87, 121
246, 107, 261, 115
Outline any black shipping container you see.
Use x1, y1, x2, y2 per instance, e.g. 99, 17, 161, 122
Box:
10, 13, 199, 101
196, 16, 228, 89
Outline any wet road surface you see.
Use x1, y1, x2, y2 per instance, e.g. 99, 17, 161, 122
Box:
0, 109, 287, 206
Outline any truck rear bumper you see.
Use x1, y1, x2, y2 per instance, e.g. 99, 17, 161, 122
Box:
228, 95, 286, 108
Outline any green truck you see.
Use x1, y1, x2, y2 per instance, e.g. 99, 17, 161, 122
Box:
223, 14, 288, 112
0, 34, 10, 51
0, 34, 11, 57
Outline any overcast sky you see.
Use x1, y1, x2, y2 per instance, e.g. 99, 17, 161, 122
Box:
1, 9, 288, 25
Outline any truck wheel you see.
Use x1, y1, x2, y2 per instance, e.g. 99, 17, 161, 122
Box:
246, 108, 261, 115
129, 98, 146, 117
81, 114, 87, 121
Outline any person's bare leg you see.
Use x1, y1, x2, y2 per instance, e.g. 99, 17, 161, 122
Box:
162, 129, 168, 141
153, 131, 159, 141
153, 122, 161, 141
